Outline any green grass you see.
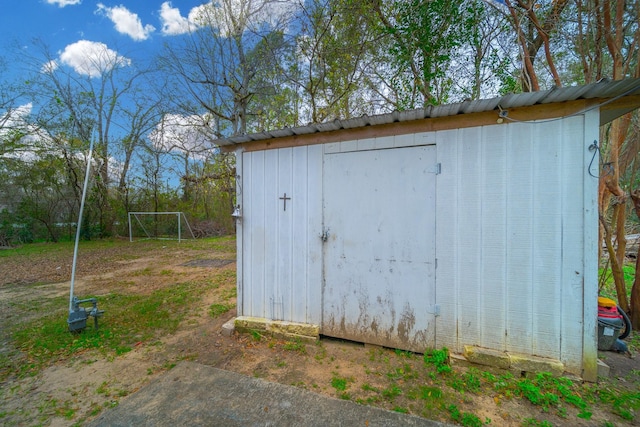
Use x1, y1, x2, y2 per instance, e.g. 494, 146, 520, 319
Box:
447, 404, 486, 427
423, 347, 451, 374
599, 263, 635, 301
0, 240, 112, 258
282, 339, 307, 354
10, 281, 204, 379
330, 375, 348, 392
209, 303, 234, 318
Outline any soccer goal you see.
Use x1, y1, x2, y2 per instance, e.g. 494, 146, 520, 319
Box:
128, 212, 196, 242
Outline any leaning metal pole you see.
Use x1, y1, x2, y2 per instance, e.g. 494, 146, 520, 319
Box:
69, 139, 94, 313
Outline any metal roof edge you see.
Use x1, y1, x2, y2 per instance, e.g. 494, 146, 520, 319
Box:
216, 78, 640, 147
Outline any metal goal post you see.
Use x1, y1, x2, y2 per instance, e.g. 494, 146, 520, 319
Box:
128, 212, 196, 242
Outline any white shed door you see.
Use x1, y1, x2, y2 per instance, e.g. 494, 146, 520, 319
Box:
322, 145, 436, 351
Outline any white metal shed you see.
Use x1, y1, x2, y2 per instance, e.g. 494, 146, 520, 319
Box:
219, 79, 640, 381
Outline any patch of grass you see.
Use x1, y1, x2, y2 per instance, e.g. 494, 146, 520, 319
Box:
96, 382, 109, 396
394, 349, 414, 358
599, 264, 635, 300
361, 383, 379, 392
131, 267, 153, 276
0, 240, 75, 258
424, 347, 451, 374
382, 384, 402, 400
220, 284, 237, 300
207, 269, 237, 294
208, 303, 234, 318
282, 339, 307, 354
11, 281, 203, 377
449, 368, 482, 394
522, 418, 553, 427
420, 386, 443, 400
314, 346, 327, 361
249, 330, 263, 341
598, 388, 640, 421
331, 375, 348, 392
386, 365, 414, 381
516, 379, 559, 409
447, 404, 487, 427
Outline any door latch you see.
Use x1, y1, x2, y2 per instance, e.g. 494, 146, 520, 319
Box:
321, 228, 330, 242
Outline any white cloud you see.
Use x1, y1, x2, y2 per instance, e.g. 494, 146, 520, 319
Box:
45, 0, 81, 7
149, 114, 216, 159
0, 103, 33, 133
0, 103, 53, 162
58, 40, 131, 78
159, 2, 191, 35
160, 0, 296, 38
41, 60, 59, 75
189, 0, 297, 37
187, 3, 212, 27
96, 3, 155, 41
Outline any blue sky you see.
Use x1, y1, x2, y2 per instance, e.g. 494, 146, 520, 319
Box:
1, 0, 210, 78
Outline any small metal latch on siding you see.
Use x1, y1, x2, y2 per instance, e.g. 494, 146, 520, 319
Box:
430, 163, 441, 175
431, 304, 441, 317
321, 228, 330, 242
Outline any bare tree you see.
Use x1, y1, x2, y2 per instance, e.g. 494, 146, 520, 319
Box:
159, 0, 292, 137
497, 0, 569, 91
27, 39, 157, 237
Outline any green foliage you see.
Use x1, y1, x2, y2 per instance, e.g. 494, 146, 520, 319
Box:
381, 0, 483, 108
361, 383, 379, 392
423, 347, 451, 373
330, 375, 348, 392
598, 388, 640, 421
208, 303, 233, 318
10, 281, 202, 378
599, 264, 635, 300
522, 418, 553, 427
447, 404, 486, 427
382, 384, 402, 400
449, 369, 482, 394
282, 339, 307, 354
420, 386, 443, 400
517, 379, 559, 409
249, 330, 263, 341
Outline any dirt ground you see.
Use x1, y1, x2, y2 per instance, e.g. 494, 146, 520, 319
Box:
1, 238, 639, 427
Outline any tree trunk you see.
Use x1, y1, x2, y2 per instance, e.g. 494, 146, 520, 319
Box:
600, 114, 633, 311
629, 190, 640, 329
601, 214, 630, 312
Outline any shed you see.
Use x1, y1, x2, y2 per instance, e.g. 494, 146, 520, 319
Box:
219, 78, 640, 381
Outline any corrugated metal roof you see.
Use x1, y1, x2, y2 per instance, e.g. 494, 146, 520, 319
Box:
217, 78, 640, 147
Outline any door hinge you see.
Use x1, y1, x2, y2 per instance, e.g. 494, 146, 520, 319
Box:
431, 163, 441, 175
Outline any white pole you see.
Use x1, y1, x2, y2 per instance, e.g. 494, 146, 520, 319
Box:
128, 212, 133, 242
69, 139, 94, 313
177, 212, 181, 243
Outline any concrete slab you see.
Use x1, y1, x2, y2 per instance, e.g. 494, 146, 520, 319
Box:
89, 361, 449, 427
235, 316, 320, 342
597, 358, 611, 378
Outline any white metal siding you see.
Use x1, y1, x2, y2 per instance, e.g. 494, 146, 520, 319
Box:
435, 115, 597, 373
322, 144, 437, 351
240, 145, 323, 324
237, 112, 599, 377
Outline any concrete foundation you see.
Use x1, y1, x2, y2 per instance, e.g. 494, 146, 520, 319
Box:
463, 345, 565, 376
235, 316, 320, 342
596, 359, 610, 378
